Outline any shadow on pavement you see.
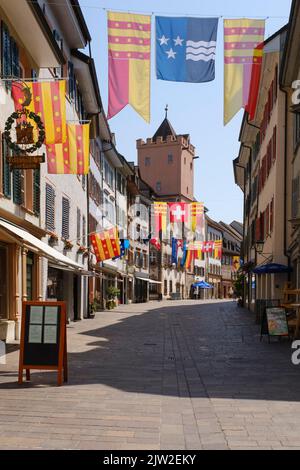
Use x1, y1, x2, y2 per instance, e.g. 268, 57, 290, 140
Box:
1, 300, 300, 401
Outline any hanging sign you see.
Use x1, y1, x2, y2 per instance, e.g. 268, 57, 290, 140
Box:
18, 301, 68, 386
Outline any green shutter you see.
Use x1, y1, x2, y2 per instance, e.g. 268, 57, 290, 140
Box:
2, 138, 11, 198
33, 169, 40, 215
13, 169, 22, 205
62, 197, 70, 239
45, 183, 55, 232
11, 38, 19, 78
1, 22, 12, 90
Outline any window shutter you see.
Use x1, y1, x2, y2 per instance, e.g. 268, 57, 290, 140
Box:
2, 138, 11, 198
265, 205, 270, 237
77, 208, 81, 242
45, 183, 55, 232
82, 216, 86, 246
68, 61, 75, 99
1, 21, 12, 81
13, 169, 24, 205
33, 169, 40, 215
11, 38, 20, 78
62, 197, 70, 239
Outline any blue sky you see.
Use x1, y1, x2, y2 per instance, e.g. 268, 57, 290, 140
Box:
80, 0, 291, 224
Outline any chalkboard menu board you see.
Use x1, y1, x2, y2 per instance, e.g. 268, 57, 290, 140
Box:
260, 307, 290, 342
18, 301, 67, 386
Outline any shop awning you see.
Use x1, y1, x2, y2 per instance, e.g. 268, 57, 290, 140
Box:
135, 277, 162, 284
0, 219, 83, 271
252, 263, 292, 274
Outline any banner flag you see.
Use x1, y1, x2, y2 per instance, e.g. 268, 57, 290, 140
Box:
171, 237, 178, 264
244, 42, 264, 121
224, 19, 265, 125
185, 248, 194, 270
90, 227, 120, 262
153, 202, 168, 237
214, 240, 222, 259
190, 202, 204, 232
156, 16, 218, 83
150, 238, 161, 251
12, 80, 67, 144
47, 123, 90, 174
180, 240, 187, 268
107, 11, 151, 122
169, 202, 188, 223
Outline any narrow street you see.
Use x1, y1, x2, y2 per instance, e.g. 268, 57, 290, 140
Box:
1, 300, 300, 450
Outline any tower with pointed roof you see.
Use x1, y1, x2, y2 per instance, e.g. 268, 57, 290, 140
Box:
137, 107, 195, 202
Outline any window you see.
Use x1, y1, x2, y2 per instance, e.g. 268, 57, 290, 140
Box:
45, 184, 55, 232
184, 157, 186, 164
104, 159, 115, 189
169, 281, 172, 294
68, 61, 75, 100
150, 251, 157, 264
156, 181, 161, 192
145, 157, 150, 166
164, 280, 168, 296
168, 154, 173, 164
116, 172, 126, 195
62, 197, 70, 239
292, 176, 300, 219
104, 194, 115, 224
77, 208, 81, 243
186, 186, 189, 194
190, 162, 193, 171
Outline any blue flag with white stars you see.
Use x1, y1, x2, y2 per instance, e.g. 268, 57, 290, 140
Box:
156, 16, 219, 83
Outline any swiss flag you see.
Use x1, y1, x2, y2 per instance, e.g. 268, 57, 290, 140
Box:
169, 203, 188, 223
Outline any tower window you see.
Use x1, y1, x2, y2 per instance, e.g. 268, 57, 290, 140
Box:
190, 162, 193, 170
156, 181, 161, 192
184, 157, 186, 164
186, 186, 189, 194
168, 154, 173, 164
145, 156, 151, 166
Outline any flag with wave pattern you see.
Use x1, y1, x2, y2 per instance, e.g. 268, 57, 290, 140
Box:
156, 16, 219, 83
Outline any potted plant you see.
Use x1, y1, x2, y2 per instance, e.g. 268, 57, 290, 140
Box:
106, 286, 120, 310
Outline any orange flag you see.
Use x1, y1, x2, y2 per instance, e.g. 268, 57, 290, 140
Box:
12, 80, 67, 144
90, 227, 120, 262
46, 123, 90, 174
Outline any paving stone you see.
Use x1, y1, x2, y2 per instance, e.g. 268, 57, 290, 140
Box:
1, 300, 300, 450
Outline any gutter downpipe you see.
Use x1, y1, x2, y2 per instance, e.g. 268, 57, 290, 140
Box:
235, 161, 246, 306
279, 85, 291, 280
241, 143, 253, 308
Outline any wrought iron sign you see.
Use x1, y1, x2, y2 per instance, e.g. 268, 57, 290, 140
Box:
4, 83, 45, 170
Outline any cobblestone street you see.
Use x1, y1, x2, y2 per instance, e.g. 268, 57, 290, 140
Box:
1, 300, 300, 450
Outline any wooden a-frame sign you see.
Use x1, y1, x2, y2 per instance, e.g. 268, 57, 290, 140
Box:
18, 301, 68, 386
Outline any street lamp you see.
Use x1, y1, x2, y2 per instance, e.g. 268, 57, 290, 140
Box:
255, 240, 264, 254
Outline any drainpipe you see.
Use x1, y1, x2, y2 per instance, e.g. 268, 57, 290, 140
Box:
242, 144, 253, 305
279, 85, 291, 279
235, 161, 246, 305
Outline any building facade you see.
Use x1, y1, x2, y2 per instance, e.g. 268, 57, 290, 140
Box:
234, 26, 288, 310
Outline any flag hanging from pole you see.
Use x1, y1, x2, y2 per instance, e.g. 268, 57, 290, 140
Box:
156, 16, 218, 83
185, 248, 194, 271
12, 80, 67, 144
244, 42, 264, 121
169, 202, 188, 224
214, 240, 222, 259
90, 227, 121, 262
224, 19, 265, 125
189, 202, 204, 232
107, 11, 151, 122
153, 202, 168, 238
46, 123, 90, 174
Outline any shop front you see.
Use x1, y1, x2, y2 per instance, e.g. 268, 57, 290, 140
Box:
0, 218, 85, 340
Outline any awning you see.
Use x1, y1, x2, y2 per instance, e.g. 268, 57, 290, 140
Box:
0, 219, 83, 271
252, 263, 292, 274
192, 281, 213, 289
135, 277, 161, 284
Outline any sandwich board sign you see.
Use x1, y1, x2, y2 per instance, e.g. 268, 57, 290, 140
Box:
18, 301, 67, 386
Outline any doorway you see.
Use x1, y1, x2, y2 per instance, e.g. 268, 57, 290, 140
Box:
0, 246, 8, 319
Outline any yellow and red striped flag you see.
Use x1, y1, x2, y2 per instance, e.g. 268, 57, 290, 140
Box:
153, 202, 168, 237
185, 248, 194, 271
90, 227, 121, 262
107, 11, 151, 122
214, 240, 222, 259
190, 202, 204, 233
46, 123, 90, 174
12, 80, 67, 144
224, 19, 265, 125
